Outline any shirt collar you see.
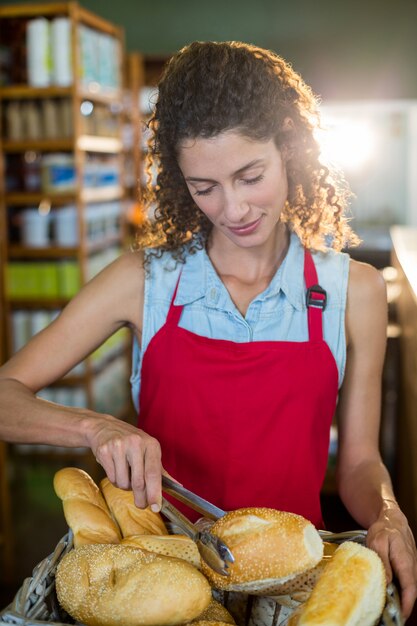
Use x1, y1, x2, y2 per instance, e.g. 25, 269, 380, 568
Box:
174, 231, 306, 311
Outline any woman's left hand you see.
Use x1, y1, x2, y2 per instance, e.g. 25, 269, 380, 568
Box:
366, 501, 417, 620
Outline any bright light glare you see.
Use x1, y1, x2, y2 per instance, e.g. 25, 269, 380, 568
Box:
316, 117, 377, 172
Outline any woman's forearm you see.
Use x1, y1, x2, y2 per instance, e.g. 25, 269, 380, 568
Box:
337, 456, 399, 528
0, 377, 95, 447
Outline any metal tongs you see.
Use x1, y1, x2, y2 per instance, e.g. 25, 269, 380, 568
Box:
161, 475, 235, 576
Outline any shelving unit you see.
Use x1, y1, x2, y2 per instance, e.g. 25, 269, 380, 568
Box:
0, 2, 133, 450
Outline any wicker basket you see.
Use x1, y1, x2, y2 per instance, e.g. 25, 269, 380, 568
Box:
0, 530, 404, 626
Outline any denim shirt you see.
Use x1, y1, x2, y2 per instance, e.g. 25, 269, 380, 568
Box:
131, 232, 350, 412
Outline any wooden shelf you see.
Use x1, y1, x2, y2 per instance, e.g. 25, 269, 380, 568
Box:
4, 192, 76, 206
8, 298, 71, 309
0, 85, 73, 100
0, 85, 122, 106
8, 235, 122, 258
2, 138, 74, 153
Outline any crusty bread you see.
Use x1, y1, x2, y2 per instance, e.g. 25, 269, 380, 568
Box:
288, 541, 386, 626
201, 508, 323, 592
56, 543, 212, 626
100, 477, 168, 536
53, 468, 121, 546
192, 622, 235, 626
268, 542, 338, 601
193, 599, 236, 624
121, 533, 201, 568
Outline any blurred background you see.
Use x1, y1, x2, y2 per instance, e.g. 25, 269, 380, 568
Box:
0, 0, 416, 622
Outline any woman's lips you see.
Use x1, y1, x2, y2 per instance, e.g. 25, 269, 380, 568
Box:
227, 216, 262, 236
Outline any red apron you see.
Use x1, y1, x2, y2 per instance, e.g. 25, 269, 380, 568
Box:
138, 249, 339, 528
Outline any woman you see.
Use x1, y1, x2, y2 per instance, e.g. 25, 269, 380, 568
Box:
0, 42, 416, 617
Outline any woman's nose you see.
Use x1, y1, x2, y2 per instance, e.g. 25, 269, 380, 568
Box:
222, 189, 249, 223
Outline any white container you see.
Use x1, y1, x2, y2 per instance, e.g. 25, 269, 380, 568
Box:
11, 311, 31, 353
26, 18, 51, 87
54, 205, 78, 246
30, 310, 51, 337
21, 208, 50, 247
51, 17, 73, 86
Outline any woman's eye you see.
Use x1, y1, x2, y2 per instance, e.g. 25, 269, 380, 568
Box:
243, 174, 264, 185
194, 187, 214, 196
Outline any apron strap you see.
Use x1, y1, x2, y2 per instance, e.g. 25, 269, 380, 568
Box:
166, 273, 183, 326
304, 250, 326, 342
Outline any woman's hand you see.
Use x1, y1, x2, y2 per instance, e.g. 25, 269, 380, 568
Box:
84, 413, 163, 511
366, 501, 417, 620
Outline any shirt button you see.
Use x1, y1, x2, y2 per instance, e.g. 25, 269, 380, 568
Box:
210, 288, 217, 299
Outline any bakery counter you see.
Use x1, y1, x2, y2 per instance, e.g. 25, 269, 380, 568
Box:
390, 226, 417, 538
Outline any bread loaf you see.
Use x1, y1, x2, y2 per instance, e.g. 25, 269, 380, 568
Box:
100, 477, 168, 536
121, 533, 201, 568
288, 541, 386, 626
193, 599, 236, 624
201, 508, 323, 592
269, 542, 338, 601
53, 468, 121, 546
56, 543, 212, 626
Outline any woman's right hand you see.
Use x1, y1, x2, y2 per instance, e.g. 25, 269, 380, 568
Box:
84, 413, 163, 511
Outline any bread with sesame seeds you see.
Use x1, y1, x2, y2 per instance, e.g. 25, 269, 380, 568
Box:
55, 543, 212, 626
53, 468, 121, 547
200, 508, 323, 593
286, 541, 386, 626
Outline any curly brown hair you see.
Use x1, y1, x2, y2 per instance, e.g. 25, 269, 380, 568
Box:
137, 41, 358, 263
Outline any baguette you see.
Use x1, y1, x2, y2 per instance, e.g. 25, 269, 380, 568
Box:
121, 533, 201, 568
288, 541, 386, 626
56, 543, 212, 626
53, 467, 121, 546
100, 477, 168, 536
201, 508, 323, 593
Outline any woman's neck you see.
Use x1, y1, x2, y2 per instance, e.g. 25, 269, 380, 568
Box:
207, 222, 290, 286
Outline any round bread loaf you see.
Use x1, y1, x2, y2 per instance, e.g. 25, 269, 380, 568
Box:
193, 599, 236, 624
121, 533, 201, 568
54, 467, 121, 546
100, 477, 168, 536
201, 508, 323, 592
192, 599, 236, 624
56, 543, 212, 626
288, 541, 386, 626
192, 622, 235, 626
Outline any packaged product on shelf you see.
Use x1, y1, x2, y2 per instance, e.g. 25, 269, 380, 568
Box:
23, 151, 42, 191
41, 99, 60, 139
78, 24, 98, 91
26, 17, 51, 87
59, 99, 73, 137
11, 310, 31, 353
58, 261, 81, 298
41, 153, 76, 193
30, 310, 52, 336
7, 262, 60, 298
25, 100, 43, 140
21, 208, 51, 247
54, 205, 78, 246
51, 17, 73, 86
5, 101, 24, 140
97, 32, 121, 92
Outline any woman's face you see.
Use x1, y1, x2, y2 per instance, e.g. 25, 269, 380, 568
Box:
177, 130, 288, 250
